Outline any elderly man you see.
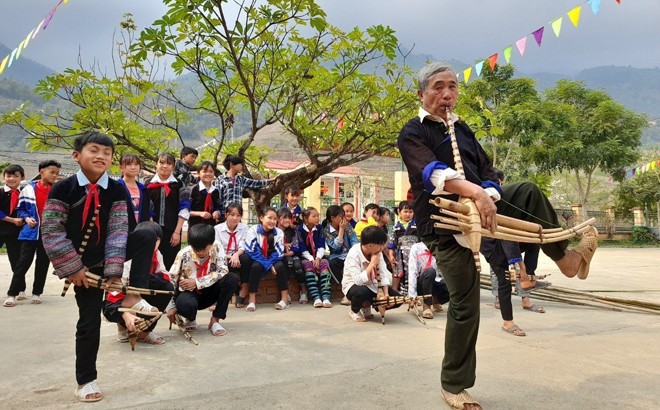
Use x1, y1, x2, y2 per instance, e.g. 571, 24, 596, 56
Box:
397, 62, 598, 409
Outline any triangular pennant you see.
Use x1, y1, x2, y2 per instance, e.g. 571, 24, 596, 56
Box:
532, 27, 545, 47
7, 48, 18, 68
589, 0, 601, 15
615, 0, 621, 4
488, 53, 498, 70
568, 6, 582, 27
15, 39, 26, 60
463, 67, 472, 84
551, 17, 563, 37
32, 19, 45, 40
475, 61, 484, 77
516, 37, 527, 55
0, 55, 9, 75
503, 46, 513, 64
23, 29, 36, 49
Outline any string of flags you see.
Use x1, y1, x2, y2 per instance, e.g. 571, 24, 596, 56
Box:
458, 0, 622, 83
624, 159, 660, 179
0, 0, 70, 77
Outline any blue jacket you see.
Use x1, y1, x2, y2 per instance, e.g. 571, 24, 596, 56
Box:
17, 181, 41, 241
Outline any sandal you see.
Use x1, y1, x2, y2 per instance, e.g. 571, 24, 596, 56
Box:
441, 388, 481, 410
521, 280, 552, 292
349, 310, 366, 322
502, 324, 526, 337
209, 322, 226, 336
422, 308, 434, 319
274, 300, 288, 310
128, 298, 158, 314
574, 227, 599, 280
16, 291, 27, 301
523, 304, 545, 313
184, 320, 197, 332
74, 380, 103, 402
31, 294, 42, 304
235, 296, 246, 308
3, 297, 16, 307
433, 303, 444, 313
322, 299, 333, 308
245, 302, 256, 312
361, 307, 374, 320
117, 330, 129, 343
138, 331, 165, 344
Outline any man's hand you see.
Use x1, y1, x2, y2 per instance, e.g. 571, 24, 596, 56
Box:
68, 268, 89, 288
180, 278, 197, 291
472, 189, 498, 233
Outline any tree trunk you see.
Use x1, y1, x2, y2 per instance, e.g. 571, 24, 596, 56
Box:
574, 169, 588, 221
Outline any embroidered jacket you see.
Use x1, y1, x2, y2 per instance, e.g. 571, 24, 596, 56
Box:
387, 219, 420, 275
169, 241, 229, 291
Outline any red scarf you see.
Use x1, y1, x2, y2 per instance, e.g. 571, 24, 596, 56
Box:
306, 228, 316, 257
226, 231, 237, 254
9, 189, 19, 214
262, 231, 269, 258
203, 190, 214, 213
82, 184, 101, 243
421, 249, 433, 270
151, 251, 160, 275
194, 257, 210, 278
147, 182, 171, 197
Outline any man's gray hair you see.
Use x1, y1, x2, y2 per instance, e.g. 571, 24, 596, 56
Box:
416, 62, 457, 92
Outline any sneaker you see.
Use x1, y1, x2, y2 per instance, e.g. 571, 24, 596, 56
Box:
16, 291, 27, 301
117, 330, 129, 343
299, 293, 308, 304
31, 294, 42, 304
340, 296, 351, 306
322, 299, 333, 308
313, 299, 323, 308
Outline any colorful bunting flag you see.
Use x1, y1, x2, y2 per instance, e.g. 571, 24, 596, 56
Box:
568, 6, 582, 27
463, 67, 472, 84
475, 61, 484, 77
503, 46, 512, 63
516, 37, 527, 56
589, 0, 601, 15
488, 53, 498, 70
616, 0, 620, 4
0, 56, 8, 75
551, 17, 563, 37
532, 27, 545, 47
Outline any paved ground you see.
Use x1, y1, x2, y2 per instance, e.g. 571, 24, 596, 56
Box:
1, 248, 659, 409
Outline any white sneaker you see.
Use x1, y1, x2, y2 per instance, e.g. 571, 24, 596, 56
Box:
274, 300, 288, 310
313, 299, 323, 308
299, 293, 308, 304
16, 291, 27, 301
322, 299, 333, 308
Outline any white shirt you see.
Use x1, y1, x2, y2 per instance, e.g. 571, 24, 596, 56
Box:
341, 243, 392, 295
407, 242, 443, 298
214, 222, 249, 256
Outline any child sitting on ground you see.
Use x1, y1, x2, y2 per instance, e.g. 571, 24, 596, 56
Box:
166, 224, 239, 336
342, 226, 402, 322
277, 207, 308, 304
323, 205, 359, 306
387, 201, 419, 294
407, 241, 449, 319
297, 207, 333, 308
214, 203, 252, 307
188, 161, 221, 227
243, 207, 289, 311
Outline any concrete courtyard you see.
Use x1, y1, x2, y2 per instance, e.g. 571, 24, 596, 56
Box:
0, 247, 659, 409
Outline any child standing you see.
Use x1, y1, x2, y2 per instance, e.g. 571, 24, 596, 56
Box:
277, 207, 308, 304
243, 207, 289, 311
297, 207, 333, 308
173, 146, 198, 188
407, 241, 449, 319
167, 224, 239, 336
281, 186, 304, 226
216, 155, 270, 220
1, 165, 25, 307
5, 160, 60, 306
214, 203, 252, 307
323, 205, 359, 306
340, 202, 357, 228
41, 132, 157, 402
354, 203, 379, 241
188, 161, 221, 227
118, 154, 151, 233
387, 201, 419, 294
147, 153, 191, 270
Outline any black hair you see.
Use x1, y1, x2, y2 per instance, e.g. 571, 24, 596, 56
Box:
3, 164, 24, 177
73, 132, 115, 154
340, 202, 354, 210
157, 153, 176, 165
284, 185, 303, 196
180, 147, 199, 158
302, 207, 318, 224
187, 224, 215, 250
326, 205, 345, 221
134, 221, 163, 240
259, 206, 278, 218
377, 207, 391, 217
363, 203, 379, 216
277, 207, 292, 219
360, 226, 388, 245
120, 153, 141, 167
397, 201, 413, 211
198, 160, 218, 176
495, 168, 505, 182
39, 160, 62, 170
222, 155, 244, 170
226, 202, 243, 216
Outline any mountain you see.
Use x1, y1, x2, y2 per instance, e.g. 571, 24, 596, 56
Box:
0, 43, 55, 86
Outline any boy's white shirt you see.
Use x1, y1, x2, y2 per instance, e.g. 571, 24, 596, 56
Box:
407, 242, 443, 298
341, 243, 392, 295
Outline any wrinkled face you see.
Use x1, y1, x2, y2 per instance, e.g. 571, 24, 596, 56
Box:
286, 193, 301, 207
120, 161, 141, 179
417, 70, 458, 122
399, 208, 414, 222
260, 210, 278, 231
278, 215, 291, 229
39, 165, 62, 185
182, 153, 197, 166
3, 172, 22, 189
156, 157, 174, 179
198, 166, 216, 184
305, 209, 320, 226
226, 208, 242, 229
342, 204, 354, 220
192, 244, 213, 259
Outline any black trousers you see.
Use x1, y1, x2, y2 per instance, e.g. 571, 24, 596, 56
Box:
246, 258, 288, 293
125, 230, 159, 289
346, 285, 402, 314
0, 233, 21, 274
283, 255, 306, 286
233, 253, 254, 284
159, 228, 181, 271
175, 273, 239, 321
418, 268, 450, 306
328, 258, 345, 285
7, 238, 49, 296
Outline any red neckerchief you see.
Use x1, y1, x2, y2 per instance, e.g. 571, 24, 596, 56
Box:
147, 182, 171, 197
306, 227, 316, 257
421, 249, 433, 270
203, 189, 214, 213
151, 251, 160, 274
261, 231, 269, 258
195, 257, 210, 277
82, 183, 101, 243
9, 189, 19, 214
226, 230, 237, 254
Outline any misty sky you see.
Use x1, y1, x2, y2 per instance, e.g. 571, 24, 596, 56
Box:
1, 0, 658, 77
